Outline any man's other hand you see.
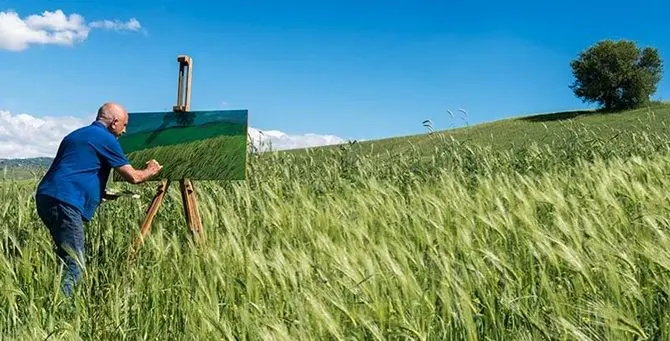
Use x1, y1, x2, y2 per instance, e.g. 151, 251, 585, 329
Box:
115, 159, 163, 184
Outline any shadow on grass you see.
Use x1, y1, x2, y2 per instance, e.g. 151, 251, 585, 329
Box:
515, 106, 636, 122
517, 110, 598, 122
518, 102, 669, 123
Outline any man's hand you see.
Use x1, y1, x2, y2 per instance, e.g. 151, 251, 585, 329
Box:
115, 160, 163, 184
145, 159, 163, 174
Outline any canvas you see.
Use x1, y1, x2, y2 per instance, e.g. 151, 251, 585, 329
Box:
116, 109, 248, 181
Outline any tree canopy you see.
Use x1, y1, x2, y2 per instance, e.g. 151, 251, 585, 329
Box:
569, 39, 663, 111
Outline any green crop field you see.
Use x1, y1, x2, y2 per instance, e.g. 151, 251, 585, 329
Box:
4, 103, 670, 339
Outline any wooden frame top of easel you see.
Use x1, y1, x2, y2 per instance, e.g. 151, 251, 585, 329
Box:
173, 55, 192, 113
131, 55, 203, 255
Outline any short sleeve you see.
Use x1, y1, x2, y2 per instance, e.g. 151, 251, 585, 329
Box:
96, 136, 130, 168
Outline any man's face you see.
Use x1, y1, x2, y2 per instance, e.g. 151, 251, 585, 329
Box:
110, 113, 128, 138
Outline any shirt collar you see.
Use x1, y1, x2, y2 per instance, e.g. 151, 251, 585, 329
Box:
91, 121, 114, 136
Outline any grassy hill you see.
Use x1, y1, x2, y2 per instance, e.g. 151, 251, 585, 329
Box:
287, 101, 670, 157
4, 103, 670, 339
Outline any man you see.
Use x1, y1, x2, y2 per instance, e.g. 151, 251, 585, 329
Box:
35, 102, 163, 296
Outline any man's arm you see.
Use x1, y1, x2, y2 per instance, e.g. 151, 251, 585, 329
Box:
115, 160, 163, 184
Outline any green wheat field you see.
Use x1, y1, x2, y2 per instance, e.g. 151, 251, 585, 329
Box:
3, 104, 670, 340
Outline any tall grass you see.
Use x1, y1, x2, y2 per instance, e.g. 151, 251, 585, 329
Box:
3, 122, 670, 339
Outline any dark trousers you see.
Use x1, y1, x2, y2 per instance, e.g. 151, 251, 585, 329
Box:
35, 194, 85, 297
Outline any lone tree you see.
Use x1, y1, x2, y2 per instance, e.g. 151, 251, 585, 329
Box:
569, 39, 663, 111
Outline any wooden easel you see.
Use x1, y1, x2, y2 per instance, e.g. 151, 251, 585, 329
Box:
131, 55, 203, 253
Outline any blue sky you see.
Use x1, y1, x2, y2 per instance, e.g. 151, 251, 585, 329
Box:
1, 0, 670, 157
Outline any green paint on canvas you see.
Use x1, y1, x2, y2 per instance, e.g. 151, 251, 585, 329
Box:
116, 109, 248, 181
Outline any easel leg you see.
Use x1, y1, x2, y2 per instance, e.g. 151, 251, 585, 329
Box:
132, 179, 170, 252
180, 178, 204, 241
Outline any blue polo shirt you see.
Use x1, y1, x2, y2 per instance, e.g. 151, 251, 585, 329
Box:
36, 121, 129, 221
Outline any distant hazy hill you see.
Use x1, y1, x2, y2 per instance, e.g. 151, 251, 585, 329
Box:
0, 157, 53, 169
1, 157, 53, 180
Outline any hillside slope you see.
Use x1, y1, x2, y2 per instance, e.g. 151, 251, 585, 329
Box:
287, 102, 670, 157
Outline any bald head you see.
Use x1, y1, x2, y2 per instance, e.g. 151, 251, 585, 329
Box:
96, 103, 127, 124
96, 102, 128, 137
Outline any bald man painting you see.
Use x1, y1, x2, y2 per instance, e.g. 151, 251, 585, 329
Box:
35, 102, 163, 297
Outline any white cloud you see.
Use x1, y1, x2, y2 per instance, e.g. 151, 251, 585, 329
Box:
89, 18, 141, 31
248, 127, 346, 152
0, 9, 143, 52
0, 110, 87, 159
0, 110, 347, 159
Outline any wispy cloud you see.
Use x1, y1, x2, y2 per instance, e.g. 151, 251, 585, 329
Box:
89, 18, 141, 31
0, 9, 143, 52
248, 127, 346, 152
0, 110, 347, 159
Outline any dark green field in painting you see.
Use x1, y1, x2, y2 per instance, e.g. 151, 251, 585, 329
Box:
117, 110, 248, 181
